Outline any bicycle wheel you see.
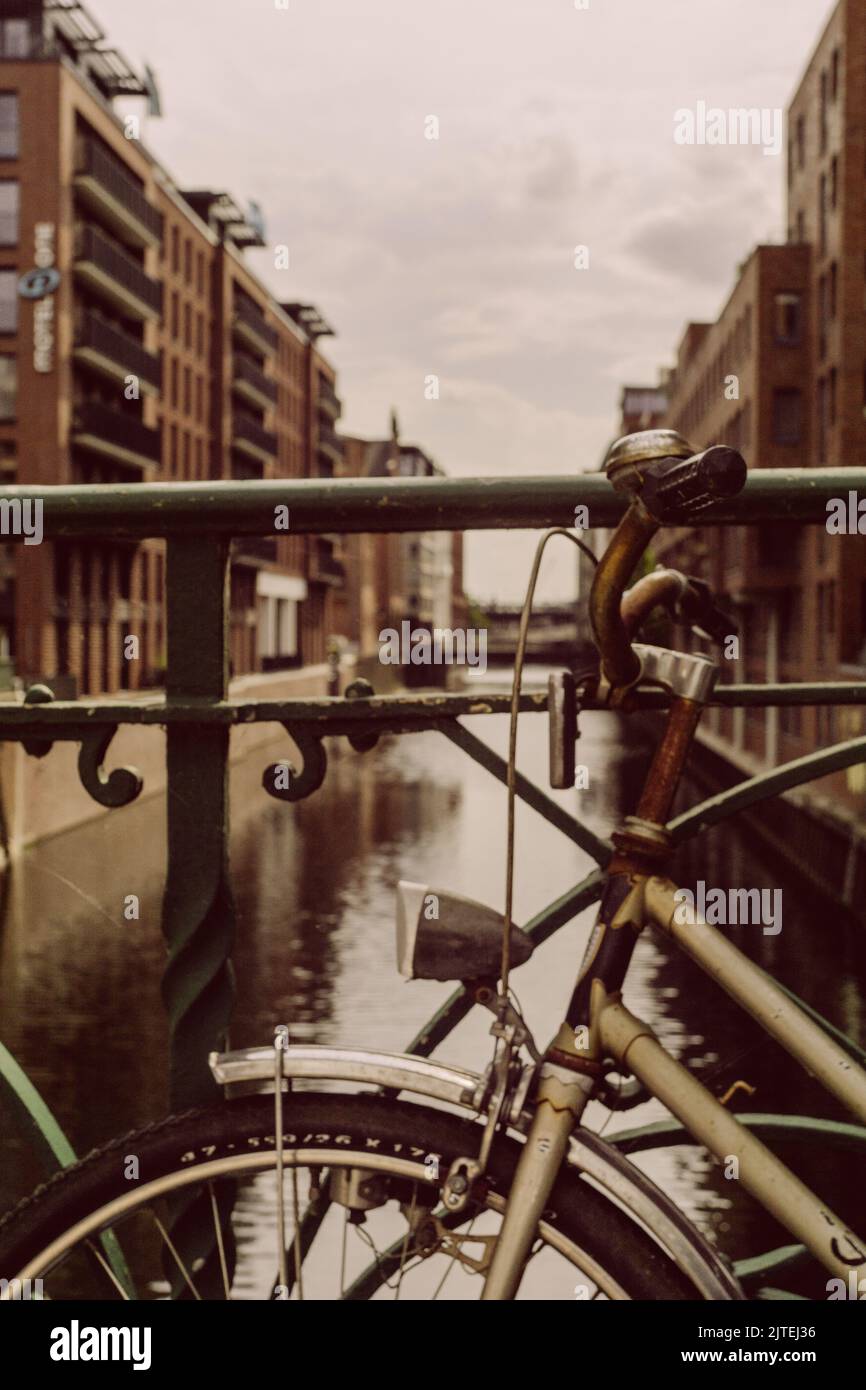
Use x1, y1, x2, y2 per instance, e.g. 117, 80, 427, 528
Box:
0, 1092, 700, 1300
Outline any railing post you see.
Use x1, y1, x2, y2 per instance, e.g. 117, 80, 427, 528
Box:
160, 536, 237, 1298
161, 536, 236, 1110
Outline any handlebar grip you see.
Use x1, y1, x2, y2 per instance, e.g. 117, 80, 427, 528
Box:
639, 446, 747, 523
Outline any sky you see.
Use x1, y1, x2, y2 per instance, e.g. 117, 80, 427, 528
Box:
95, 0, 834, 602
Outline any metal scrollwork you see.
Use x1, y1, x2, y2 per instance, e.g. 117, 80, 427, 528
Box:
263, 726, 327, 802
77, 727, 144, 808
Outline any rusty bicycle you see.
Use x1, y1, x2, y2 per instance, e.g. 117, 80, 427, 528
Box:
2, 429, 865, 1301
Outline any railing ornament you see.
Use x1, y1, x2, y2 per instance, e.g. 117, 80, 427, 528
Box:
77, 727, 143, 809
263, 727, 327, 802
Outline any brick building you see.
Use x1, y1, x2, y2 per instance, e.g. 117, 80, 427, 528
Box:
340, 420, 466, 679
619, 0, 866, 814
0, 0, 345, 694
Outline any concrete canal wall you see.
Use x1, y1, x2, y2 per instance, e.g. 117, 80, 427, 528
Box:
685, 727, 866, 916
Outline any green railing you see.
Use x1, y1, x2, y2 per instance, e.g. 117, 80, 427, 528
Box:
1, 468, 866, 1298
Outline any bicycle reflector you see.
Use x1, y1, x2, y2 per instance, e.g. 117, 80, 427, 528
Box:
396, 881, 533, 982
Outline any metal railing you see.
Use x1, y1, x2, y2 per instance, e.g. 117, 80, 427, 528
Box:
75, 135, 163, 243
72, 399, 161, 467
74, 224, 163, 316
1, 468, 865, 1295
74, 310, 162, 390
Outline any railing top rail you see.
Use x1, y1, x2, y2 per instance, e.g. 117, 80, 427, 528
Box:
0, 468, 863, 537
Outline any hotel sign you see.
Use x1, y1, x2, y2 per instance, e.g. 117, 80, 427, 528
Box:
19, 223, 61, 373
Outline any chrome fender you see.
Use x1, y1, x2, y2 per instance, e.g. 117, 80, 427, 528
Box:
210, 1043, 742, 1300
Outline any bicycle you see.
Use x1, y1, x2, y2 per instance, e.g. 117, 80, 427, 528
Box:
2, 427, 865, 1301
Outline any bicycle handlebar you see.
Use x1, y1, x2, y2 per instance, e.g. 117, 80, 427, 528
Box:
589, 430, 747, 694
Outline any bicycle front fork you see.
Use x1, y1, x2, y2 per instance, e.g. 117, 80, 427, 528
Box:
480, 1024, 596, 1300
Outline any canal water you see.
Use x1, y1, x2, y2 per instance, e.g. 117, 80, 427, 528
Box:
1, 666, 865, 1297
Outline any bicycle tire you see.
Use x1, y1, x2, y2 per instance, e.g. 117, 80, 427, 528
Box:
0, 1092, 702, 1300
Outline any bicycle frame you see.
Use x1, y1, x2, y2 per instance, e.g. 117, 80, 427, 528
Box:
481, 679, 866, 1298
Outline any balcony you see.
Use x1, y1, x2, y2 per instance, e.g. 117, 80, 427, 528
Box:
234, 536, 278, 566
74, 311, 161, 394
231, 455, 265, 482
72, 400, 161, 471
74, 136, 163, 250
233, 355, 278, 411
317, 425, 344, 469
232, 297, 278, 356
233, 413, 278, 466
74, 225, 162, 322
309, 538, 345, 587
317, 376, 341, 421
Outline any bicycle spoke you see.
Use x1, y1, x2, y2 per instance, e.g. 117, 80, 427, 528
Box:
152, 1214, 202, 1301
85, 1239, 131, 1300
393, 1181, 418, 1301
291, 1173, 304, 1301
207, 1183, 232, 1301
339, 1207, 349, 1298
432, 1216, 476, 1300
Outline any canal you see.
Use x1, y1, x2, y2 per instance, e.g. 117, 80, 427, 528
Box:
1, 666, 865, 1297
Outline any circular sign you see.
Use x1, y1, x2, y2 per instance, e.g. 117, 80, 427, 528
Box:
18, 267, 61, 300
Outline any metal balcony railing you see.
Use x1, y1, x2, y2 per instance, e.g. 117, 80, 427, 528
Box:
74, 224, 163, 318
75, 136, 163, 246
72, 400, 161, 468
317, 424, 344, 462
233, 354, 278, 405
232, 296, 278, 353
1, 468, 866, 1290
317, 376, 341, 419
233, 412, 278, 460
74, 310, 162, 391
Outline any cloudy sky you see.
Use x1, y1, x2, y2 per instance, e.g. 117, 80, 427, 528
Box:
99, 0, 831, 602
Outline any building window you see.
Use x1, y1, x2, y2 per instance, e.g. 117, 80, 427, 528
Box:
184, 239, 192, 284
0, 269, 16, 332
796, 114, 805, 169
196, 312, 204, 357
830, 154, 838, 209
774, 293, 800, 345
829, 366, 837, 425
0, 180, 18, 245
0, 20, 30, 58
0, 354, 16, 420
796, 210, 805, 241
196, 251, 204, 295
183, 302, 191, 350
171, 226, 179, 275
170, 357, 179, 408
829, 261, 837, 318
183, 365, 191, 415
831, 47, 840, 102
772, 388, 802, 446
818, 173, 827, 254
0, 94, 18, 159
170, 291, 179, 339
819, 70, 828, 154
